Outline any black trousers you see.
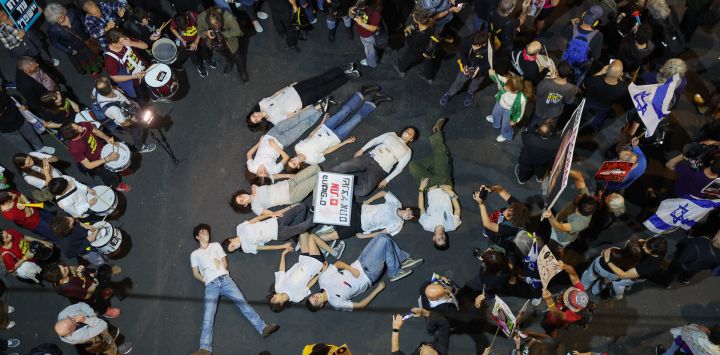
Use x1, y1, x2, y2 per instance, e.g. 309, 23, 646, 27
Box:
182, 41, 213, 67
271, 10, 300, 47
294, 67, 351, 105
516, 162, 548, 182
218, 35, 250, 74
276, 203, 315, 240
397, 49, 433, 77
91, 166, 121, 187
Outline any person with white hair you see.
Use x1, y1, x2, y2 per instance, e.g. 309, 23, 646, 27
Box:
646, 0, 686, 61
45, 2, 103, 76
55, 302, 133, 354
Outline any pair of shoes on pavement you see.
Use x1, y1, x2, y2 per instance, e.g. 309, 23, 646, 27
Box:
432, 118, 447, 133
115, 182, 132, 193
344, 62, 360, 78
389, 257, 424, 282
102, 307, 122, 318
360, 84, 392, 106
322, 239, 346, 259
439, 92, 474, 107
196, 58, 218, 77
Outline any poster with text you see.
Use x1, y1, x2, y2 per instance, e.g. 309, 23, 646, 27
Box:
538, 245, 563, 289
594, 160, 635, 182
1, 0, 41, 30
313, 172, 354, 226
544, 99, 585, 213
490, 296, 517, 337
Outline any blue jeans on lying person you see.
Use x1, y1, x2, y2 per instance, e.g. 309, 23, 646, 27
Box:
325, 92, 376, 140
357, 234, 409, 283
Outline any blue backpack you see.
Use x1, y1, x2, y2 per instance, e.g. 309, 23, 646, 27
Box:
561, 26, 598, 67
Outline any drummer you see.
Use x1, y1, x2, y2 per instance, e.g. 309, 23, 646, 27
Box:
48, 176, 99, 219
49, 215, 108, 267
103, 28, 149, 102
58, 122, 131, 192
93, 77, 157, 154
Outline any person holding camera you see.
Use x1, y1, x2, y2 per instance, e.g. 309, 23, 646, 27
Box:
394, 9, 435, 79
391, 311, 450, 355
93, 77, 156, 154
198, 7, 251, 82
439, 31, 490, 107
472, 184, 530, 250
170, 11, 218, 78
349, 0, 382, 67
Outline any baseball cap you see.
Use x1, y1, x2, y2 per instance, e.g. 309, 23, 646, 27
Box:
582, 5, 603, 25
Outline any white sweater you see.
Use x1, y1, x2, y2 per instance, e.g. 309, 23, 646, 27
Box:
361, 132, 412, 183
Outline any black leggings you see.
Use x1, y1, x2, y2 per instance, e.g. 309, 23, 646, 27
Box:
294, 67, 351, 105
276, 203, 315, 240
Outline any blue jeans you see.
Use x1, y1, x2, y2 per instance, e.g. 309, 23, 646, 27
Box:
360, 35, 377, 67
357, 234, 409, 283
200, 275, 266, 351
297, 0, 317, 22
269, 106, 323, 146
327, 16, 351, 30
325, 92, 376, 140
81, 250, 108, 267
213, 0, 231, 10
580, 257, 632, 298
491, 101, 513, 140
32, 209, 57, 242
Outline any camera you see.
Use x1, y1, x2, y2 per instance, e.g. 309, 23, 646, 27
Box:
682, 142, 719, 171
351, 0, 367, 18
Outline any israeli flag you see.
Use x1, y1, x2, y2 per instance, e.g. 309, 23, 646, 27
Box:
628, 74, 681, 137
644, 196, 720, 234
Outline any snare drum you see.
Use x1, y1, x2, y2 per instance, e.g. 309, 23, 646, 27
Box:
152, 38, 178, 64
144, 63, 179, 99
91, 221, 123, 255
89, 185, 118, 216
74, 110, 101, 129
101, 142, 131, 172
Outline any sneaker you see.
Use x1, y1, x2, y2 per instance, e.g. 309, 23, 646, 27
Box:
191, 349, 212, 355
110, 326, 121, 341
322, 239, 337, 258
346, 69, 360, 78
39, 146, 56, 155
262, 323, 280, 338
417, 73, 433, 84
360, 84, 381, 96
463, 92, 474, 107
7, 306, 14, 313
655, 345, 666, 355
118, 342, 134, 354
432, 118, 447, 133
5, 321, 15, 329
102, 288, 114, 299
52, 58, 60, 66
496, 135, 508, 142
112, 265, 122, 274
400, 257, 423, 270
360, 59, 369, 67
531, 297, 542, 307
332, 240, 346, 259
102, 308, 121, 318
205, 59, 218, 69
439, 92, 451, 106
139, 143, 157, 153
678, 275, 691, 284
115, 182, 132, 192
7, 339, 20, 348
393, 63, 406, 78
536, 176, 543, 183
344, 62, 357, 73
316, 225, 335, 235
253, 21, 264, 33
514, 164, 526, 185
197, 65, 208, 77
257, 11, 269, 20
310, 18, 318, 24
485, 115, 493, 123
389, 268, 413, 282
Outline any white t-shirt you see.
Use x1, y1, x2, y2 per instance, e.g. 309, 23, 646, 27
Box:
236, 219, 279, 254
22, 151, 61, 189
94, 89, 135, 126
56, 175, 91, 218
247, 135, 284, 176
360, 191, 404, 236
419, 187, 461, 233
318, 261, 371, 311
294, 124, 341, 165
251, 181, 291, 215
259, 86, 302, 125
190, 242, 229, 285
274, 255, 324, 302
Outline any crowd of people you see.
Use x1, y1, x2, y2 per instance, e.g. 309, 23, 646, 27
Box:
1, 0, 720, 352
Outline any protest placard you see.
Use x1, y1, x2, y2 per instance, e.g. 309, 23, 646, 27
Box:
312, 172, 354, 226
537, 245, 562, 289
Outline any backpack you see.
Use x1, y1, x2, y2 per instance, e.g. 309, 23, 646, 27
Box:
90, 90, 127, 132
561, 26, 598, 67
658, 15, 686, 56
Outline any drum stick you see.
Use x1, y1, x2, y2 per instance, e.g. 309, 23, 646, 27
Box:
157, 19, 172, 32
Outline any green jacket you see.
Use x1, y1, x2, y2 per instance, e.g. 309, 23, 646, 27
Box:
197, 9, 244, 54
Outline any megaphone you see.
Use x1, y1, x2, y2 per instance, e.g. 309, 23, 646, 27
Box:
17, 202, 44, 209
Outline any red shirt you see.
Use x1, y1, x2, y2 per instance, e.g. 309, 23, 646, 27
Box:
1, 191, 40, 230
355, 8, 381, 38
545, 282, 585, 325
104, 43, 148, 86
171, 11, 200, 44
0, 229, 32, 271
68, 122, 104, 163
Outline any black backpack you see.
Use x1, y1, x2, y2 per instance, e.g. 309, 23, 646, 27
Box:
659, 15, 686, 56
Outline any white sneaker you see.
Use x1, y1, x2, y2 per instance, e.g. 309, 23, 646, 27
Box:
310, 18, 318, 24
400, 258, 424, 270
138, 143, 157, 153
7, 338, 20, 348
52, 58, 60, 66
253, 21, 264, 33
7, 306, 14, 313
360, 59, 369, 66
485, 115, 493, 123
389, 268, 413, 282
257, 11, 268, 19
39, 146, 56, 155
6, 321, 15, 329
322, 239, 337, 258
332, 240, 346, 259
531, 297, 542, 307
496, 135, 508, 142
316, 225, 335, 235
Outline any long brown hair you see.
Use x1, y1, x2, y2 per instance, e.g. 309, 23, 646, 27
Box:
12, 153, 44, 180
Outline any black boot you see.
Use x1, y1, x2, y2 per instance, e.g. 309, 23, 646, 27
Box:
329, 28, 336, 42
223, 62, 235, 74
371, 93, 392, 106
361, 84, 380, 96
239, 71, 249, 83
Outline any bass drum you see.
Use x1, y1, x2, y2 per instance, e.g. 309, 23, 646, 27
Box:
144, 63, 179, 99
152, 37, 178, 64
91, 221, 123, 255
